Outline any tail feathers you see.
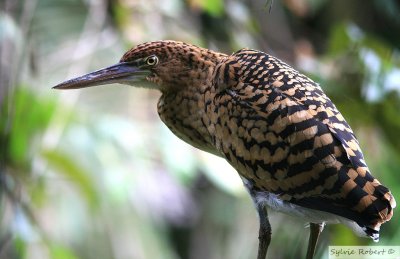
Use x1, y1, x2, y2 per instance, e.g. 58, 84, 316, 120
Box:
363, 226, 380, 242
383, 192, 396, 219
362, 190, 396, 242
290, 186, 395, 242
372, 187, 396, 222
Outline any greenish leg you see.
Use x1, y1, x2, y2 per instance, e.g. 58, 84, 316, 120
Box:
306, 222, 324, 259
256, 204, 271, 259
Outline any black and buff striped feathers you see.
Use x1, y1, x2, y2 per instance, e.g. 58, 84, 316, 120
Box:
125, 41, 395, 241
211, 49, 396, 240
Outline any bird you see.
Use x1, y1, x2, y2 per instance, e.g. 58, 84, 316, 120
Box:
53, 40, 396, 259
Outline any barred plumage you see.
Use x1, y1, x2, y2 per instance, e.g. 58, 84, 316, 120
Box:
53, 40, 396, 259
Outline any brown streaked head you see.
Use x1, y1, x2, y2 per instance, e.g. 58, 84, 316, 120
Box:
53, 40, 227, 92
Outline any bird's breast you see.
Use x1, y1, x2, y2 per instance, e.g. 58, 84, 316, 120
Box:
157, 90, 221, 157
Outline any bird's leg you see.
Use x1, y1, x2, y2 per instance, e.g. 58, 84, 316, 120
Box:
256, 204, 271, 259
306, 222, 325, 259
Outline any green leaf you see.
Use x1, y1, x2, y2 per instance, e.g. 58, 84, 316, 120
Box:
200, 0, 224, 17
328, 23, 351, 55
7, 87, 57, 166
112, 2, 130, 28
42, 149, 98, 209
49, 244, 78, 259
13, 236, 26, 258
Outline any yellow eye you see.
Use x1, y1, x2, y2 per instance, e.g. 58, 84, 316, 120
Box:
146, 55, 159, 66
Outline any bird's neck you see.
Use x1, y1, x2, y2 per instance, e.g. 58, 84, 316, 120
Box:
158, 49, 227, 93
157, 79, 219, 155
156, 49, 227, 153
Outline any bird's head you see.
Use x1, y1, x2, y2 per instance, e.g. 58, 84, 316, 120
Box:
53, 40, 226, 93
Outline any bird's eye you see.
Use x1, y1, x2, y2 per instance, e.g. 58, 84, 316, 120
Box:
146, 56, 159, 66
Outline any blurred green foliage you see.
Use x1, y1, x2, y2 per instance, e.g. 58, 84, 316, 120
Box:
8, 89, 56, 165
200, 0, 225, 17
1, 0, 400, 259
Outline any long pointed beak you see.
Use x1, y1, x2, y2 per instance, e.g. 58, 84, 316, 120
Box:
52, 62, 150, 90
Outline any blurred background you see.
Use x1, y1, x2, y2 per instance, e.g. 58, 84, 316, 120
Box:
1, 0, 400, 258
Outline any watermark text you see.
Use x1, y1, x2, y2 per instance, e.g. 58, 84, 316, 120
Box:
329, 246, 400, 259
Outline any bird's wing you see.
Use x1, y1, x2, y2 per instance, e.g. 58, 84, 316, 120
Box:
212, 49, 395, 236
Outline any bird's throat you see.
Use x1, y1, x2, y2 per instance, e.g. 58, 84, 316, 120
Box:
157, 84, 219, 156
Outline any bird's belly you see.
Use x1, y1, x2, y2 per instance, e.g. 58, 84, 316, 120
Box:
251, 189, 368, 238
254, 191, 340, 224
